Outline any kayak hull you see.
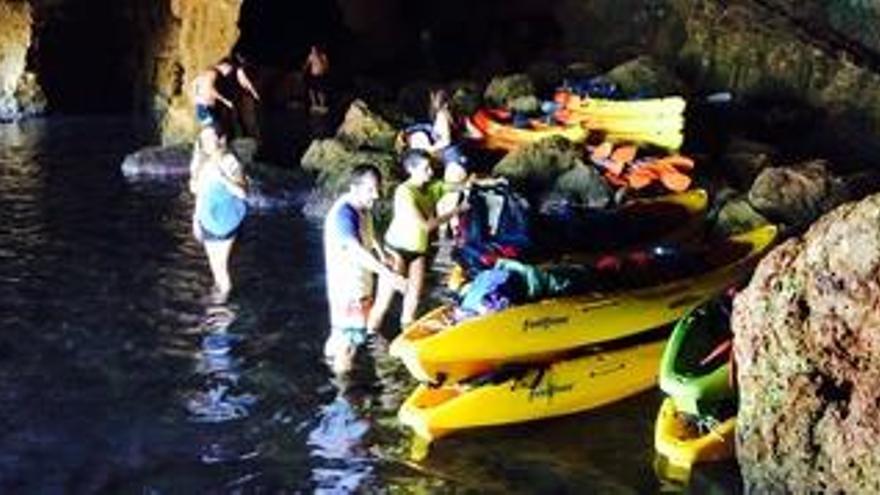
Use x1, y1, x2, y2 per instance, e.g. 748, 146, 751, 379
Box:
654, 397, 735, 476
399, 339, 666, 441
390, 225, 778, 384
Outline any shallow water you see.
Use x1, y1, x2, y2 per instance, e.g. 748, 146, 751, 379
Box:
0, 117, 738, 493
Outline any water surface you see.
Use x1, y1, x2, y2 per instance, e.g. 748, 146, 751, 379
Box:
0, 117, 735, 493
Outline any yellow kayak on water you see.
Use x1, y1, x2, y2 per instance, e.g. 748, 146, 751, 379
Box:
399, 338, 666, 442
390, 225, 777, 384
654, 397, 736, 481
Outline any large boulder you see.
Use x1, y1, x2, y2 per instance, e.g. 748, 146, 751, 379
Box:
734, 192, 880, 493
551, 164, 612, 208
300, 137, 397, 197
748, 159, 849, 230
492, 136, 586, 198
711, 195, 771, 238
335, 99, 399, 152
484, 73, 536, 108
602, 56, 684, 97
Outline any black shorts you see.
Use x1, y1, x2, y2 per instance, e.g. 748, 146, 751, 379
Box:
199, 221, 239, 242
386, 244, 425, 265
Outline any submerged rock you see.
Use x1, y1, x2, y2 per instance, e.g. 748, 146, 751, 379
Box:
734, 192, 880, 493
121, 143, 192, 178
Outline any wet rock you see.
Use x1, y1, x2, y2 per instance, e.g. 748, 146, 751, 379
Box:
551, 164, 612, 208
748, 159, 849, 230
335, 99, 398, 152
449, 80, 482, 117
602, 56, 684, 97
507, 95, 541, 115
565, 61, 600, 81
734, 192, 880, 493
719, 138, 779, 190
300, 137, 397, 197
120, 143, 192, 178
120, 137, 258, 179
711, 195, 770, 238
484, 73, 535, 108
493, 136, 583, 198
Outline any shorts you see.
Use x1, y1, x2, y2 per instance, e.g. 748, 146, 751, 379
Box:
198, 221, 239, 242
386, 244, 426, 266
328, 296, 373, 337
195, 104, 214, 126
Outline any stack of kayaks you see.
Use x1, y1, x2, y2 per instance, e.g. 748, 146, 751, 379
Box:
392, 225, 778, 442
400, 338, 667, 442
392, 225, 776, 384
554, 91, 686, 150
654, 296, 739, 481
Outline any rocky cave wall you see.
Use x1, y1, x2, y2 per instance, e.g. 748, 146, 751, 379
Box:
4, 0, 880, 149
0, 0, 44, 121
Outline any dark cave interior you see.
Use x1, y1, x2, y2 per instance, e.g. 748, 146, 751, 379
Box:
27, 0, 565, 114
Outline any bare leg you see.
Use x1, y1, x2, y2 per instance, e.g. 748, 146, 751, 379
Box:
204, 238, 235, 297
324, 328, 356, 375
367, 253, 404, 334
400, 255, 426, 328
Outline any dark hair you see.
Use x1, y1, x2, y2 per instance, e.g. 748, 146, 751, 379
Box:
401, 148, 432, 173
350, 163, 382, 187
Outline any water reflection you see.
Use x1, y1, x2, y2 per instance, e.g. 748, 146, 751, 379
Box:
308, 378, 374, 493
183, 303, 261, 467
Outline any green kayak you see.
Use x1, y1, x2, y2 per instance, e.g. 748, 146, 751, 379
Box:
659, 296, 736, 417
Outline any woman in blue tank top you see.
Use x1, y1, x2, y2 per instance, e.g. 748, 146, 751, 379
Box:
189, 125, 248, 302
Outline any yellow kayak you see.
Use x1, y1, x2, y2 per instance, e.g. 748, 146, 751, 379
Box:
390, 225, 777, 384
557, 93, 687, 119
604, 129, 684, 151
399, 339, 666, 442
654, 397, 735, 478
555, 93, 686, 150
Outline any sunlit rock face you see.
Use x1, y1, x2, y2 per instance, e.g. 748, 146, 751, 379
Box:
733, 193, 880, 493
156, 0, 242, 143
0, 0, 44, 121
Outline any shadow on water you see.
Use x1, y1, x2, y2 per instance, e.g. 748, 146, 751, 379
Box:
0, 117, 741, 493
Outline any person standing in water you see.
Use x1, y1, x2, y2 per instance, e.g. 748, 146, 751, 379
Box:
189, 125, 248, 303
191, 56, 261, 135
323, 164, 407, 374
303, 44, 330, 114
368, 149, 467, 333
